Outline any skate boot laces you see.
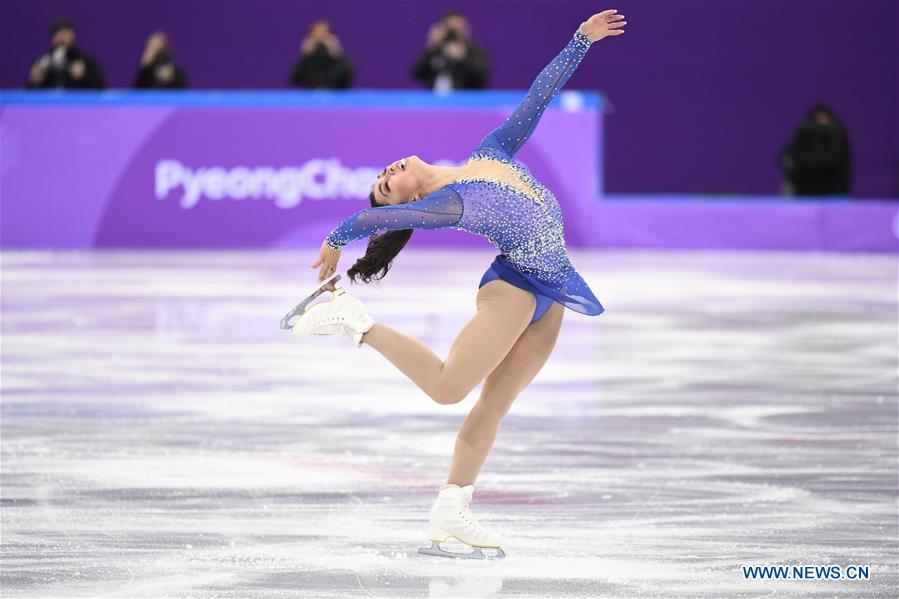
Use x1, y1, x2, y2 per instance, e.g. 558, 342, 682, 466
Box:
458, 498, 491, 535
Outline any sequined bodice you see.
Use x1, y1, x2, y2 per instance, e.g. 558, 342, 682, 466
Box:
325, 30, 594, 285
457, 153, 545, 204
448, 147, 571, 281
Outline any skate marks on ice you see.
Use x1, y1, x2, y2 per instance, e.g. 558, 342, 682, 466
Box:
1, 249, 897, 598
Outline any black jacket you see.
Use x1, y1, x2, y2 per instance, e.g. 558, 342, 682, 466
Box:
27, 45, 105, 90
290, 45, 353, 89
133, 58, 188, 89
780, 122, 852, 195
411, 41, 488, 90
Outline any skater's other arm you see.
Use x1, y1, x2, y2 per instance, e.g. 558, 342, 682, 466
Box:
312, 187, 462, 280
323, 187, 464, 251
475, 9, 626, 158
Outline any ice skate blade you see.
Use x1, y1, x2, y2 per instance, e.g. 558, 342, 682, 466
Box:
280, 273, 342, 330
418, 541, 505, 560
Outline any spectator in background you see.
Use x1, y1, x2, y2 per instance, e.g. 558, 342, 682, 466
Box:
289, 20, 354, 89
412, 9, 488, 91
779, 104, 852, 196
134, 32, 188, 89
27, 18, 105, 89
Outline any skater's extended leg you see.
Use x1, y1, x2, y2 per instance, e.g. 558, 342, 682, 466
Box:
447, 301, 564, 485
361, 280, 536, 405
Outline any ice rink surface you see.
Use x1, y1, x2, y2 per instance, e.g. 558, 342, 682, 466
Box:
1, 248, 897, 598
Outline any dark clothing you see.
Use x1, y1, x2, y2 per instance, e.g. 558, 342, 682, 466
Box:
133, 59, 188, 89
289, 45, 353, 89
27, 45, 105, 90
412, 41, 489, 90
780, 122, 852, 196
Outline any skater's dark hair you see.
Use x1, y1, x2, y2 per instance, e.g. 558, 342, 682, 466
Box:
346, 191, 413, 284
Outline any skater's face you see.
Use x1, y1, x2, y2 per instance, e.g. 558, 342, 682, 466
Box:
373, 155, 421, 206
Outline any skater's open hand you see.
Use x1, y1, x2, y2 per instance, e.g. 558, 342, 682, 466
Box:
311, 241, 340, 283
578, 9, 627, 42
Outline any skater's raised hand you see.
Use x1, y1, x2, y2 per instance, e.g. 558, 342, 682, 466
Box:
311, 241, 340, 283
578, 9, 627, 42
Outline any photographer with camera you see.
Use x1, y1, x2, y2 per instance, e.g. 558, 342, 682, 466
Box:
778, 104, 852, 197
289, 20, 354, 90
411, 9, 489, 91
133, 32, 188, 89
27, 18, 105, 90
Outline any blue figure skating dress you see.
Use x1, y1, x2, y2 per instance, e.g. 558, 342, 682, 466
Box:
324, 30, 604, 324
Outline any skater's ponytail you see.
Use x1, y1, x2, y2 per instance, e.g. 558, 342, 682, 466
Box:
347, 191, 413, 284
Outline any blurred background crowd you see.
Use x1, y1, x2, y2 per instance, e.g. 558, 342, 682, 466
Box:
26, 12, 490, 92
7, 0, 895, 202
20, 11, 858, 198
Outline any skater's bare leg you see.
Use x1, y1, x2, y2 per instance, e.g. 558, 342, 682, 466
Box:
447, 301, 564, 486
361, 280, 536, 405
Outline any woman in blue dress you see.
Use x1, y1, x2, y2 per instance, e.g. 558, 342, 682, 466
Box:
294, 9, 626, 559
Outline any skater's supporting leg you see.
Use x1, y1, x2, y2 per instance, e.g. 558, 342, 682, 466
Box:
447, 301, 564, 486
361, 280, 536, 405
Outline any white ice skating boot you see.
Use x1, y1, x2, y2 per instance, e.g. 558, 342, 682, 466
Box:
418, 483, 506, 559
290, 286, 374, 349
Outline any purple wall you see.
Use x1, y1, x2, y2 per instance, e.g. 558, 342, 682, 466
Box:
2, 0, 897, 198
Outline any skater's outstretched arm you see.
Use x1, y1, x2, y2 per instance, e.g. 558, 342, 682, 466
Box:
323, 186, 463, 251
475, 9, 626, 158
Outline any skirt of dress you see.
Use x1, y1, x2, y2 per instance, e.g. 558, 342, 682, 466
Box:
479, 263, 556, 324
478, 254, 605, 322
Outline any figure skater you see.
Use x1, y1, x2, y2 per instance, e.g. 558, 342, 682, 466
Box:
288, 9, 626, 559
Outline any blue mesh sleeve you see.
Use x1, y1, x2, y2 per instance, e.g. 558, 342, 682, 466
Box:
475, 30, 593, 157
324, 187, 464, 250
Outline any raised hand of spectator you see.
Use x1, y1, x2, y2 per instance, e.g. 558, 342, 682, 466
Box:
155, 63, 175, 83
29, 64, 46, 85
301, 36, 319, 55
426, 22, 446, 48
322, 33, 343, 57
442, 40, 467, 61
69, 60, 86, 80
141, 34, 167, 66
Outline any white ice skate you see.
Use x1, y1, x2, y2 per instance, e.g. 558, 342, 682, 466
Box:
280, 272, 342, 329
419, 484, 506, 560
283, 274, 374, 349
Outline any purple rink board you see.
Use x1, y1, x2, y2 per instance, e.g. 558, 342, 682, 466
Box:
591, 196, 899, 254
1, 92, 897, 253
0, 91, 600, 249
